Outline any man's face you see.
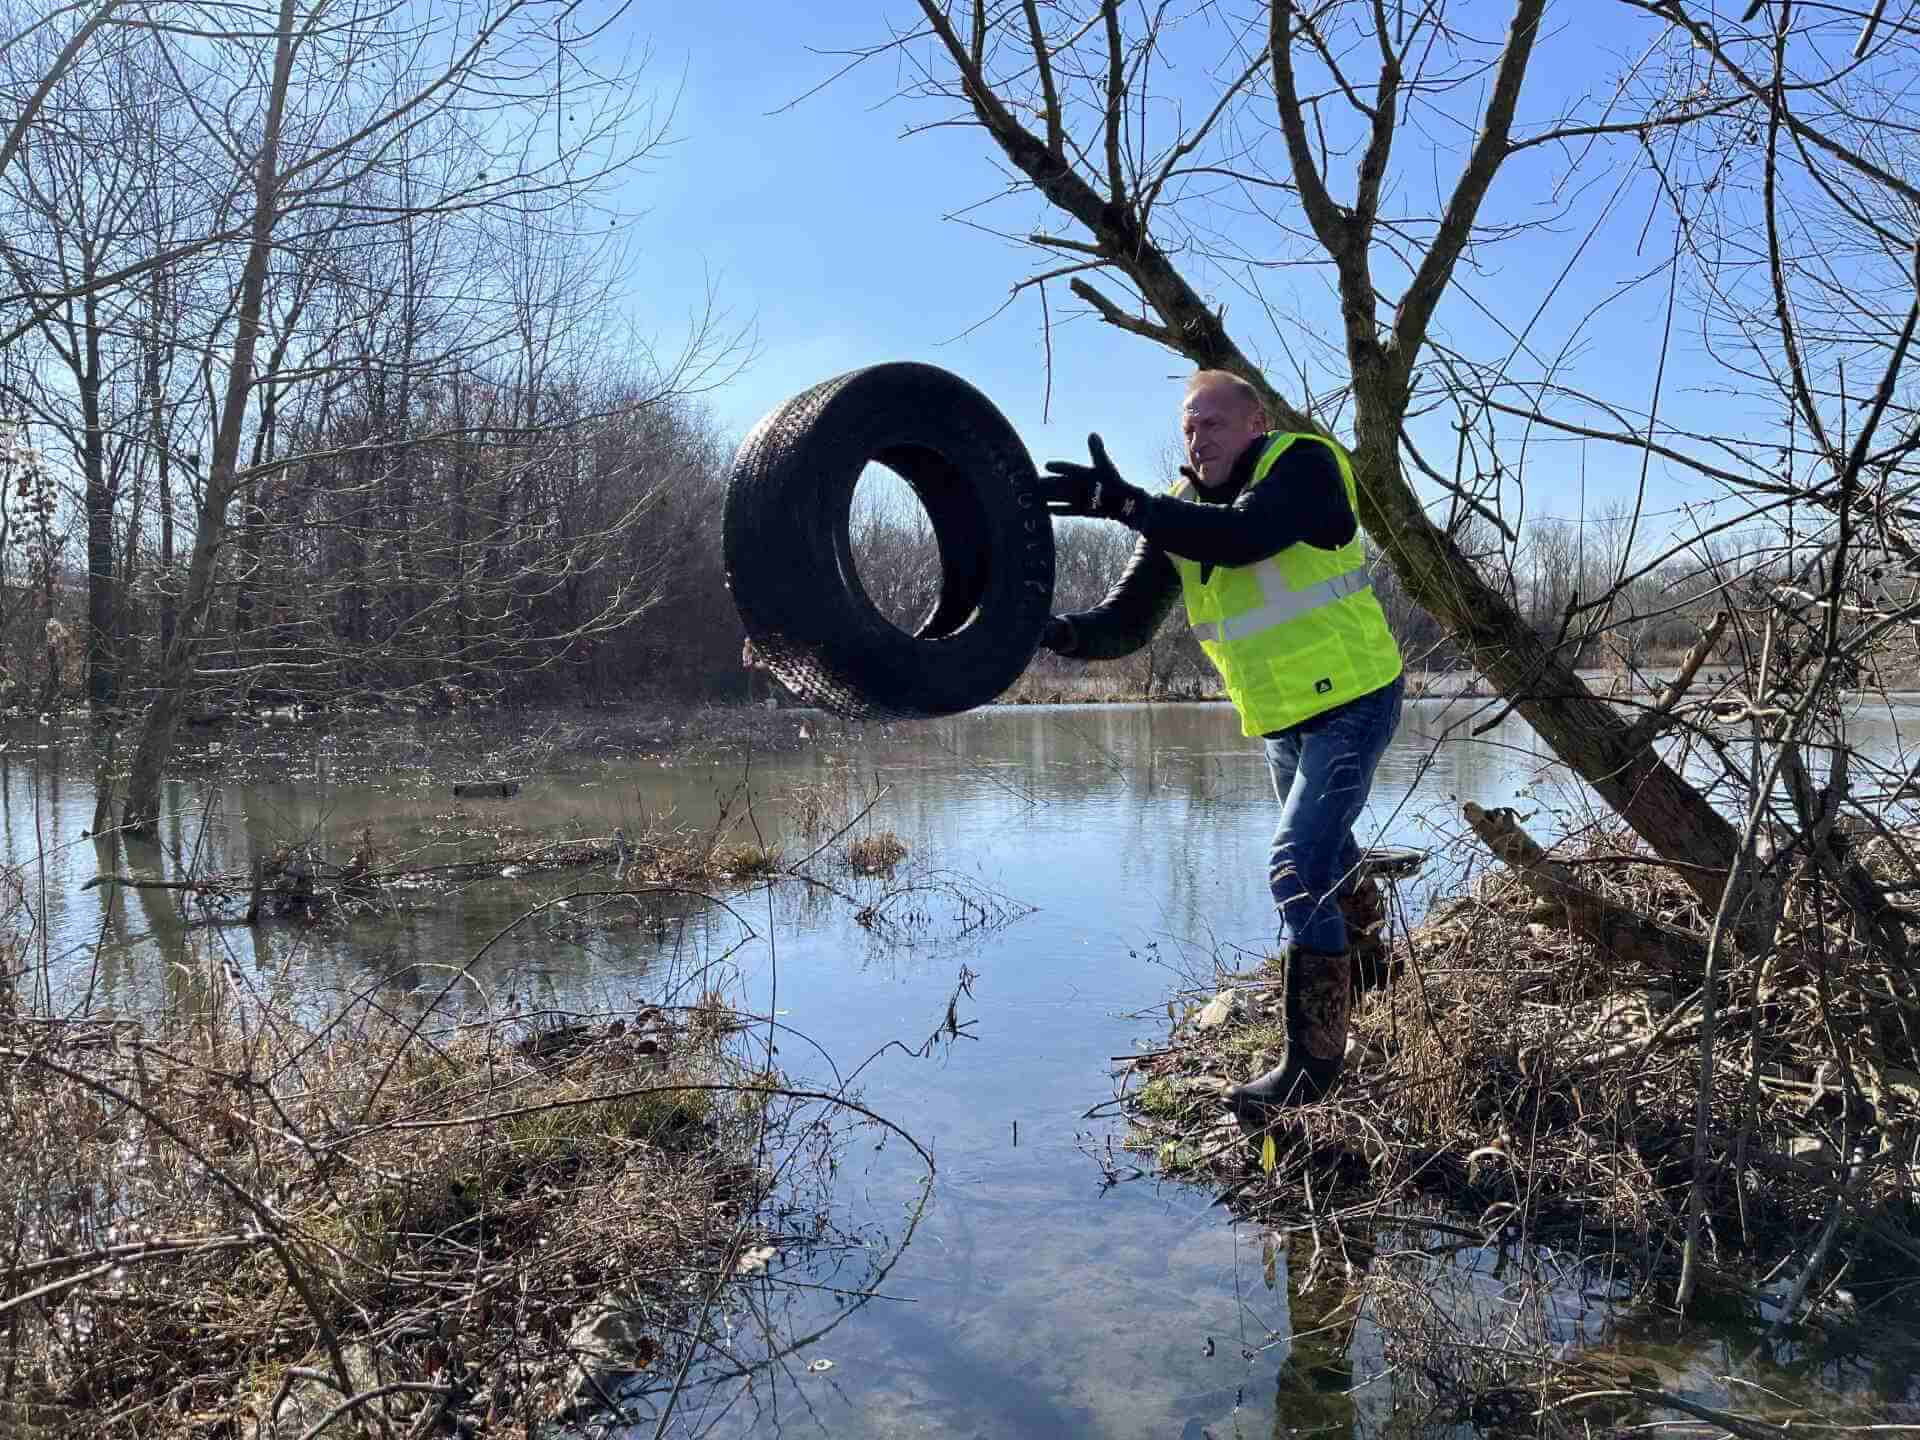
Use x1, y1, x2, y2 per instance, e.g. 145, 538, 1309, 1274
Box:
1181, 384, 1268, 489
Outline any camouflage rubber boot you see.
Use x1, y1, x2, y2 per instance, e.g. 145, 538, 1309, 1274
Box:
1225, 944, 1352, 1113
1339, 879, 1392, 993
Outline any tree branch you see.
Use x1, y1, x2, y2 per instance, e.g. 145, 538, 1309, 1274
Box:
1762, 0, 1835, 464
1353, 0, 1401, 231
0, 0, 124, 184
910, 0, 1316, 433
1387, 0, 1547, 386
1102, 0, 1125, 205
1028, 231, 1104, 256
1020, 0, 1062, 159
1268, 0, 1354, 259
1636, 0, 1920, 206
1069, 277, 1177, 346
1504, 96, 1746, 155
1271, 0, 1385, 371
1141, 47, 1268, 225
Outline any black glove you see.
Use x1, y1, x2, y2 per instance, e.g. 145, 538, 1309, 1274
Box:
1040, 616, 1077, 655
1040, 434, 1147, 521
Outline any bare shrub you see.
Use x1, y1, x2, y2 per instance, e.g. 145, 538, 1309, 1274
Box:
0, 918, 925, 1436
847, 831, 909, 874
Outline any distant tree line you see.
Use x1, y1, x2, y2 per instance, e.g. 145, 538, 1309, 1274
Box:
0, 3, 1895, 769
0, 0, 751, 826
851, 485, 1792, 700
3, 388, 1832, 724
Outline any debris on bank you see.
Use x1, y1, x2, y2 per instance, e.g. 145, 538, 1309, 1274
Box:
0, 994, 854, 1439
1121, 821, 1920, 1313
81, 816, 804, 930
152, 700, 863, 784
451, 777, 524, 799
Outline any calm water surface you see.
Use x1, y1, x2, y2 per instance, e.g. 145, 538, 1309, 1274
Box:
10, 698, 1920, 1437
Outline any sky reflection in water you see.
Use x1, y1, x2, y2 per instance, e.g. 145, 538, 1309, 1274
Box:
9, 698, 1920, 1437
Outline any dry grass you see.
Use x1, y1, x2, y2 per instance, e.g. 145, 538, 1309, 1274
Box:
710, 840, 781, 877
1123, 827, 1920, 1299
846, 831, 908, 874
1116, 830, 1920, 1436
0, 967, 806, 1439
785, 767, 867, 837
0, 770, 956, 1437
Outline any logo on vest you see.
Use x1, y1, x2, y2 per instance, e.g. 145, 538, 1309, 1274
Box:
1314, 677, 1333, 694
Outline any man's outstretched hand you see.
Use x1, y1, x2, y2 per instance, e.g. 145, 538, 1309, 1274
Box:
1039, 616, 1077, 655
1040, 434, 1147, 521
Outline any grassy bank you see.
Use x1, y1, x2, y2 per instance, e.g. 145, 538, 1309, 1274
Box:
1129, 843, 1920, 1284
0, 983, 799, 1437
1118, 829, 1920, 1429
1, 787, 931, 1437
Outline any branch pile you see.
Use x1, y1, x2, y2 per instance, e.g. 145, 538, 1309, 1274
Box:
1122, 815, 1920, 1307
0, 988, 853, 1438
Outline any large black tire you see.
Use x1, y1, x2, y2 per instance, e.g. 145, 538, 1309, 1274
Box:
724, 363, 1055, 720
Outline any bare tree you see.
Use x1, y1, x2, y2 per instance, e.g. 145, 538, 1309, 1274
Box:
870, 1, 1920, 942
0, 0, 739, 829
0, 22, 197, 706
861, 0, 1920, 1311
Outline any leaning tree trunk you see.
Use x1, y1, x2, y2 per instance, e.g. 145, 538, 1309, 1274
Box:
1344, 407, 1762, 920
911, 0, 1778, 943
123, 0, 297, 835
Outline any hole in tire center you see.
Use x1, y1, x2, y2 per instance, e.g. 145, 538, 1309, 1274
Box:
849, 462, 947, 634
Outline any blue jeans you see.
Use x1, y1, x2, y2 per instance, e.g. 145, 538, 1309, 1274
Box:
1264, 674, 1404, 953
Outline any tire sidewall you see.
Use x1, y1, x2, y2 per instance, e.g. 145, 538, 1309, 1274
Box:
725, 364, 1054, 718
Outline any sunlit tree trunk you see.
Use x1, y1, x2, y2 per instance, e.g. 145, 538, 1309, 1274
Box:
80, 289, 115, 707
908, 0, 1786, 941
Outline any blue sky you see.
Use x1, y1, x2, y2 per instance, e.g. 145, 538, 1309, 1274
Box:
609, 4, 1870, 543
623, 7, 1186, 470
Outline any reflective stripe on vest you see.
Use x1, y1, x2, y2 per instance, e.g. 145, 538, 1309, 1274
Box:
1170, 430, 1402, 736
1188, 565, 1370, 645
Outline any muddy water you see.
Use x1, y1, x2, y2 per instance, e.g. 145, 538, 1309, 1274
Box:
10, 698, 1920, 1437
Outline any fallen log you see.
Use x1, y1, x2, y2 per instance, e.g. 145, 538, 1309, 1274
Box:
81, 874, 222, 894
1462, 802, 1711, 973
451, 779, 522, 799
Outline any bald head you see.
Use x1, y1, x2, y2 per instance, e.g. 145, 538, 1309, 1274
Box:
1181, 371, 1269, 489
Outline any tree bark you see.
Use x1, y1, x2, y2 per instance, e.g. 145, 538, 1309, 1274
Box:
82, 290, 115, 708
1463, 801, 1712, 974
913, 0, 1774, 944
123, 0, 297, 834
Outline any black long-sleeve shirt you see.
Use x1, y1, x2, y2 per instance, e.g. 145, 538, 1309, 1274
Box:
1055, 432, 1355, 660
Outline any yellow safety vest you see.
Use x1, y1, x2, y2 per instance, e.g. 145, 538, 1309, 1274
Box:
1169, 433, 1402, 736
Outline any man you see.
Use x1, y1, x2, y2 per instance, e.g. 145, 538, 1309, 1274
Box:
1038, 370, 1404, 1112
